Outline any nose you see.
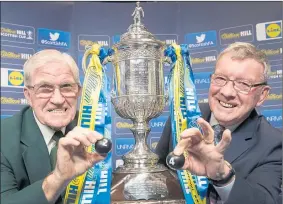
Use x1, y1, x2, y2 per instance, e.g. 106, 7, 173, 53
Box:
219, 80, 237, 98
50, 88, 65, 104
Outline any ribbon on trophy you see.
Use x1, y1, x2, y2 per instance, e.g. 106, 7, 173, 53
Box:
165, 43, 208, 204
64, 44, 113, 204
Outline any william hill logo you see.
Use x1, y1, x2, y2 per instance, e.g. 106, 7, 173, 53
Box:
80, 40, 109, 47
267, 94, 282, 100
266, 23, 281, 38
116, 121, 133, 129
221, 30, 252, 40
191, 55, 216, 64
8, 70, 24, 86
261, 48, 282, 56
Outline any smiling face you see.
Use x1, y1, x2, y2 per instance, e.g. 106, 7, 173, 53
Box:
208, 53, 270, 127
24, 61, 80, 130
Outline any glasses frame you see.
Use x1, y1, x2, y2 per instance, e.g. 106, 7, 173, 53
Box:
27, 82, 80, 98
210, 73, 267, 94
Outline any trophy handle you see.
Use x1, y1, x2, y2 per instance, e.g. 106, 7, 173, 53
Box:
82, 45, 93, 74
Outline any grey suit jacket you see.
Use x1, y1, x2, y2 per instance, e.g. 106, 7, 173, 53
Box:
1, 106, 77, 204
155, 103, 282, 204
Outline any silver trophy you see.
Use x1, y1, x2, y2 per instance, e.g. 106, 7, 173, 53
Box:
109, 2, 185, 203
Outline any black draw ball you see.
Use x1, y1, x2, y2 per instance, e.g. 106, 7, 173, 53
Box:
95, 138, 112, 154
166, 152, 185, 170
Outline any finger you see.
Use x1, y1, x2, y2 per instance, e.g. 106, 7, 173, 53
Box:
180, 128, 203, 144
70, 127, 103, 144
173, 138, 192, 156
87, 152, 106, 165
88, 131, 103, 144
215, 129, 232, 153
59, 137, 80, 147
72, 133, 92, 147
197, 118, 214, 143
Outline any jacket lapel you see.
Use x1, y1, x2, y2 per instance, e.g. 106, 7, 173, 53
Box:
224, 110, 260, 164
21, 107, 51, 184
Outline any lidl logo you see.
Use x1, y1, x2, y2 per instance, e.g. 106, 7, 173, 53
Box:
185, 30, 217, 49
256, 20, 282, 41
38, 28, 70, 48
8, 70, 24, 86
266, 23, 281, 38
1, 68, 24, 88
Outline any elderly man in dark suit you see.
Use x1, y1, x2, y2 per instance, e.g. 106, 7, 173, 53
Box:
156, 42, 282, 204
1, 50, 106, 204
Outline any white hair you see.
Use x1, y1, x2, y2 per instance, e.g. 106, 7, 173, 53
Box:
217, 42, 270, 82
23, 49, 81, 86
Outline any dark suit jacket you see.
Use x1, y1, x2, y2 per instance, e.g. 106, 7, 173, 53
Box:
1, 106, 77, 204
155, 103, 282, 204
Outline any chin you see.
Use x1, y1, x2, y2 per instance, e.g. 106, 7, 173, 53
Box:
47, 118, 71, 129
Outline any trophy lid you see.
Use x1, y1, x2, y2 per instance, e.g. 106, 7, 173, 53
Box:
114, 2, 164, 48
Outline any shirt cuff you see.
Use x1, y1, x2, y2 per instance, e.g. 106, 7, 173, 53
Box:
213, 177, 235, 202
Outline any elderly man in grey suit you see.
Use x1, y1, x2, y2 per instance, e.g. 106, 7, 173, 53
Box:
156, 42, 282, 204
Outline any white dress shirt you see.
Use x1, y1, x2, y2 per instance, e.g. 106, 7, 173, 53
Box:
209, 113, 244, 203
33, 112, 66, 154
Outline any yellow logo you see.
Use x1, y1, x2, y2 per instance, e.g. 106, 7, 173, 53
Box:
8, 71, 24, 86
116, 122, 133, 129
266, 23, 281, 38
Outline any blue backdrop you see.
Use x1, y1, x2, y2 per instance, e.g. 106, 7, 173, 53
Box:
1, 1, 282, 168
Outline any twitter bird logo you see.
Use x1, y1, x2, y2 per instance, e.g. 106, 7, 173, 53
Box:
49, 32, 60, 41
196, 34, 205, 43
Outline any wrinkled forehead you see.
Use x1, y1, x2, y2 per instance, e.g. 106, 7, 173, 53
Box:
216, 53, 265, 80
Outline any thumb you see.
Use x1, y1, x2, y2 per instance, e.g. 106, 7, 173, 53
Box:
173, 138, 192, 156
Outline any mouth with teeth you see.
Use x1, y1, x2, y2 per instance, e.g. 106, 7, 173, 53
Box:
219, 100, 236, 108
48, 108, 67, 113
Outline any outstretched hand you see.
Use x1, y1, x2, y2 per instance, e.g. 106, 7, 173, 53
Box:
173, 118, 232, 180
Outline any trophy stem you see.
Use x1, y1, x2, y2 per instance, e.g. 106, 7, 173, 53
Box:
116, 120, 167, 173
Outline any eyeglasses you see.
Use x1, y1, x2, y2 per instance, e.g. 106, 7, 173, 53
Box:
210, 73, 267, 94
27, 82, 80, 98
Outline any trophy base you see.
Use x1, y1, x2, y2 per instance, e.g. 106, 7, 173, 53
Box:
111, 168, 185, 204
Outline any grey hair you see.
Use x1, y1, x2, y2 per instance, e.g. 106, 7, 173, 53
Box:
217, 42, 270, 82
23, 49, 81, 86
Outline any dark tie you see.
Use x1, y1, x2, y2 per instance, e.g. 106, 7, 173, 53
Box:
50, 131, 64, 204
208, 124, 225, 204
50, 131, 64, 170
213, 124, 225, 145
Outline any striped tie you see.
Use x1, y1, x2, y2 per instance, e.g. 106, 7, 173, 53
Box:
50, 131, 64, 170
213, 124, 225, 145
208, 124, 225, 204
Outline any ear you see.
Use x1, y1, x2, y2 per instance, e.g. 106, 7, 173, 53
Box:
24, 87, 33, 107
77, 86, 82, 97
256, 86, 270, 107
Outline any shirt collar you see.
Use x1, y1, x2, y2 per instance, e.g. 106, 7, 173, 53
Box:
210, 112, 242, 132
33, 111, 66, 146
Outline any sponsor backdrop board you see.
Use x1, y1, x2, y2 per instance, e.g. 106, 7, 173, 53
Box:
1, 2, 282, 168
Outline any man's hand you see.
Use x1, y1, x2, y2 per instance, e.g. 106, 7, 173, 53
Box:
173, 118, 232, 180
42, 126, 107, 202
54, 126, 106, 182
